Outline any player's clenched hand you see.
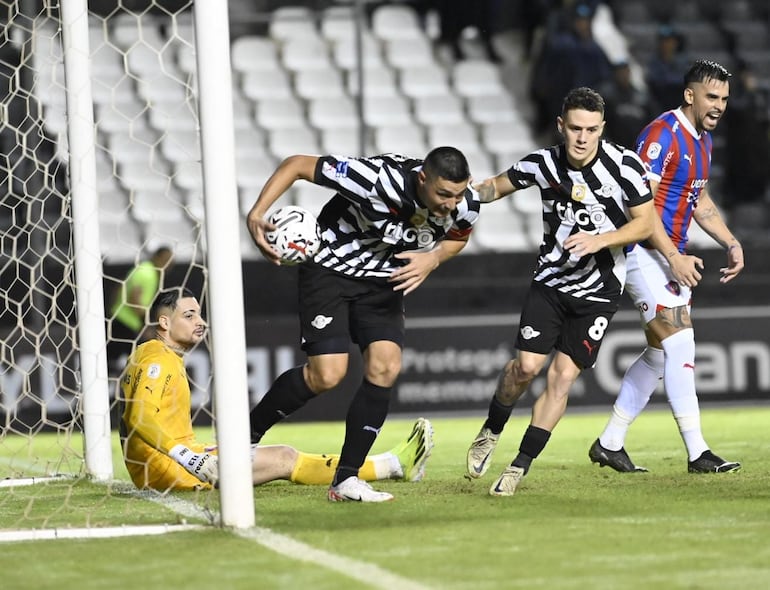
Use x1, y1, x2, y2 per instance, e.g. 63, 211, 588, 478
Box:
389, 251, 440, 295
668, 252, 704, 288
246, 212, 281, 265
169, 444, 219, 485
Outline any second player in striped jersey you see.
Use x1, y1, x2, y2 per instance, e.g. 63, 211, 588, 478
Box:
246, 147, 479, 502
465, 87, 656, 496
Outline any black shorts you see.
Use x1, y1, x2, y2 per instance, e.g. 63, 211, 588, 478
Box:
297, 264, 405, 356
516, 281, 619, 369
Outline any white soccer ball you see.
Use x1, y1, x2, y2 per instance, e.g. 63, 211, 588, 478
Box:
265, 205, 321, 266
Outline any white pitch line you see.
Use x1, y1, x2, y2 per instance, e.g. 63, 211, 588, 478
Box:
142, 490, 432, 590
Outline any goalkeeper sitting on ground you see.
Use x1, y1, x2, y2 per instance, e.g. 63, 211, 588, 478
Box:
120, 287, 433, 492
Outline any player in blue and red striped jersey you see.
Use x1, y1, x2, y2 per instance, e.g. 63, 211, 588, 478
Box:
591, 60, 745, 474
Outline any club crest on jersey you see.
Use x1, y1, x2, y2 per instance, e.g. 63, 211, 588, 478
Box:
665, 281, 681, 296
571, 184, 588, 202
410, 213, 427, 227
646, 142, 662, 160
520, 326, 541, 340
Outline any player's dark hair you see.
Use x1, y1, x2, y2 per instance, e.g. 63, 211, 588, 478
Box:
561, 86, 605, 117
422, 146, 470, 183
150, 287, 196, 322
684, 59, 731, 86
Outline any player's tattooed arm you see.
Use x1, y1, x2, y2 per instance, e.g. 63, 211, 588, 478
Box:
473, 172, 516, 203
474, 178, 498, 203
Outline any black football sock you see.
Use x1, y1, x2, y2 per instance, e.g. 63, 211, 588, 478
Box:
332, 380, 391, 486
249, 366, 315, 443
511, 425, 551, 474
483, 395, 515, 434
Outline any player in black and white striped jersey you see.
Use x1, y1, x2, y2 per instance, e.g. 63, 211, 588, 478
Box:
465, 87, 657, 497
246, 147, 479, 502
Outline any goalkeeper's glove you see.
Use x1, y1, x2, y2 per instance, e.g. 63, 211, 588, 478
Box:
169, 444, 218, 485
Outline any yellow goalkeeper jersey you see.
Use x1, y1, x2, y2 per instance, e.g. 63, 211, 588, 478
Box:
120, 339, 210, 491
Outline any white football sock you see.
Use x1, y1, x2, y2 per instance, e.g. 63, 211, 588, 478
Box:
661, 329, 708, 461
599, 346, 663, 451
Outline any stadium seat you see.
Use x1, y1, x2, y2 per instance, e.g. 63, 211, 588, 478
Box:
427, 122, 482, 155
144, 216, 203, 262
320, 127, 370, 155
363, 95, 413, 127
482, 122, 537, 160
466, 94, 521, 125
235, 155, 278, 190
136, 75, 191, 105
347, 66, 399, 98
320, 5, 356, 42
99, 218, 144, 263
130, 188, 187, 223
107, 128, 159, 163
399, 67, 451, 98
294, 68, 347, 100
159, 130, 201, 163
384, 37, 436, 69
268, 127, 320, 159
374, 125, 428, 155
371, 4, 424, 41
281, 37, 333, 72
118, 161, 172, 192
269, 6, 318, 42
332, 35, 384, 71
147, 102, 198, 132
255, 97, 307, 131
172, 160, 203, 192
241, 69, 293, 101
413, 94, 465, 126
452, 60, 506, 97
231, 35, 280, 73
470, 198, 529, 252
234, 127, 270, 158
308, 96, 359, 130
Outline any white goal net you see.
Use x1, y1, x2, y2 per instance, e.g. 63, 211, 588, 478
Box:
1, 0, 255, 535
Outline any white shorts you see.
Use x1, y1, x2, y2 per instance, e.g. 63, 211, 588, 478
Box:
625, 245, 692, 325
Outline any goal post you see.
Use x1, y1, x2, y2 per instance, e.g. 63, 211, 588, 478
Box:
60, 0, 113, 482
1, 0, 254, 531
192, 0, 255, 529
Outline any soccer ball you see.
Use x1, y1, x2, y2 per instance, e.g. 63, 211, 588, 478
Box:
265, 205, 321, 266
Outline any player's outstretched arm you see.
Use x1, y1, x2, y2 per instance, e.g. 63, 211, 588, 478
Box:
246, 155, 320, 264
691, 189, 744, 284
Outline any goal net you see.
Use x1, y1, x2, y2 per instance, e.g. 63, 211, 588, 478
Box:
0, 0, 253, 536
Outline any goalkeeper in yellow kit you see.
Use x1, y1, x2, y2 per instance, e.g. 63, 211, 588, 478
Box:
120, 287, 433, 492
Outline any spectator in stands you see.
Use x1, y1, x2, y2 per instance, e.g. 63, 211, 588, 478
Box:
599, 61, 654, 148
645, 24, 690, 112
723, 59, 770, 226
432, 0, 503, 62
530, 2, 613, 140
106, 246, 173, 376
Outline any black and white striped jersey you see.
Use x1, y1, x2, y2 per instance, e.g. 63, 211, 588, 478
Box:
310, 153, 480, 279
507, 140, 652, 302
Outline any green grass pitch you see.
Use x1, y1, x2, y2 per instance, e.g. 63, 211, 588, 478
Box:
1, 405, 769, 589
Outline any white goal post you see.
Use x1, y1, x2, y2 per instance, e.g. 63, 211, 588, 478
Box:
1, 0, 253, 529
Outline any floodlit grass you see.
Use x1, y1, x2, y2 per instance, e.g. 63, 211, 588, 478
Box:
2, 405, 770, 589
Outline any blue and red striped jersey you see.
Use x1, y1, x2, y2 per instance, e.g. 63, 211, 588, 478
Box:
635, 108, 712, 252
